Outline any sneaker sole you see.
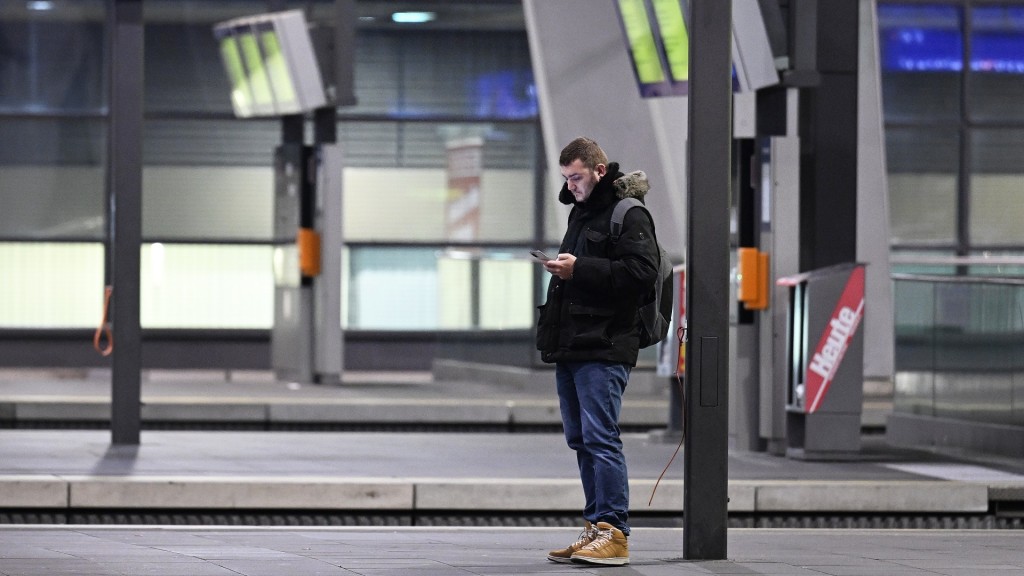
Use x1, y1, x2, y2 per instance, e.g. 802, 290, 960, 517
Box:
571, 556, 630, 566
546, 555, 573, 564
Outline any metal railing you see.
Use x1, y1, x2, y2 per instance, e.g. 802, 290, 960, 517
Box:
892, 271, 1024, 427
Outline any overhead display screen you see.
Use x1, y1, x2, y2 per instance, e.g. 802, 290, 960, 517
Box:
259, 26, 299, 113
213, 10, 328, 118
237, 29, 276, 115
218, 35, 253, 117
615, 0, 689, 97
651, 0, 689, 83
879, 5, 1024, 74
616, 0, 781, 97
618, 0, 667, 85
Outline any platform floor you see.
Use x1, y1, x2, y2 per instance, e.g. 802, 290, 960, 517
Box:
2, 525, 1023, 575
2, 369, 1024, 574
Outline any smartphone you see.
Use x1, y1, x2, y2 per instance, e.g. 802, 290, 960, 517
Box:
530, 249, 552, 262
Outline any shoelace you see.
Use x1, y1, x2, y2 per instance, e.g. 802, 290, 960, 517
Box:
580, 529, 613, 551
573, 527, 598, 548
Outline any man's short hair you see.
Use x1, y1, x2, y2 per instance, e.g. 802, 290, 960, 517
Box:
559, 137, 608, 170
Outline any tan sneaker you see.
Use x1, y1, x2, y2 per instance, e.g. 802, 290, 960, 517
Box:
547, 521, 597, 563
570, 521, 629, 566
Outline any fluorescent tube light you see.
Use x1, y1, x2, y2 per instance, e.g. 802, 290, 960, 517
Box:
391, 11, 436, 24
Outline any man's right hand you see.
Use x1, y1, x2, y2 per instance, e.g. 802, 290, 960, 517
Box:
544, 253, 576, 280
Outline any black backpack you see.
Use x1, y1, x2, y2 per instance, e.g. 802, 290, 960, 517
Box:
609, 197, 673, 348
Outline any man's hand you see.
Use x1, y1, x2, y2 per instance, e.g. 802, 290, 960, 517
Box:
543, 253, 576, 280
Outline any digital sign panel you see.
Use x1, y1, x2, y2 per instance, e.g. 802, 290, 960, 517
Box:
651, 0, 689, 83
615, 0, 689, 97
217, 35, 253, 117
259, 26, 299, 113
213, 10, 328, 118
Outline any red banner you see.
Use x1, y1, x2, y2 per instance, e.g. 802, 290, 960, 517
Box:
445, 138, 483, 241
804, 267, 865, 413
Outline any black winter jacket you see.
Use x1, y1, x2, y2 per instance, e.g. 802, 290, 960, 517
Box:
536, 162, 659, 366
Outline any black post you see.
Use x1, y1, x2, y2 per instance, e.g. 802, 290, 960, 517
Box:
532, 123, 547, 323
683, 0, 732, 560
800, 0, 857, 270
108, 0, 144, 445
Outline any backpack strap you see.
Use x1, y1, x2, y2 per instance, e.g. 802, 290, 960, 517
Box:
610, 197, 647, 242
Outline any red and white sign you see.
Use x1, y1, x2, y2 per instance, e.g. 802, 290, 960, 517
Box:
805, 266, 865, 413
445, 138, 483, 241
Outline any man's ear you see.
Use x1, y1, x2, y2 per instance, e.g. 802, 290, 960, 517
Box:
595, 163, 607, 178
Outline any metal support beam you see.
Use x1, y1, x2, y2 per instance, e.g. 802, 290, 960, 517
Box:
108, 0, 144, 445
800, 0, 857, 270
532, 123, 547, 316
683, 0, 732, 560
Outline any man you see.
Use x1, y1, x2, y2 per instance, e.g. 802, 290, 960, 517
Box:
536, 137, 659, 566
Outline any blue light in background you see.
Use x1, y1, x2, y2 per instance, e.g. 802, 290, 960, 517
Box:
972, 7, 1024, 74
879, 4, 962, 72
879, 3, 1024, 74
472, 71, 538, 119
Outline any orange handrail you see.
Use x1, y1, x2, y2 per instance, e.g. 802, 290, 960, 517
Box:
93, 285, 113, 357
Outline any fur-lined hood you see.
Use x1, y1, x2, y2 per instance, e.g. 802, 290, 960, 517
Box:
613, 170, 649, 200
558, 162, 649, 205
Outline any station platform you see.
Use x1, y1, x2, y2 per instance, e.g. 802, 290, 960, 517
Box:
2, 368, 1024, 526
2, 368, 1024, 573
2, 525, 1023, 575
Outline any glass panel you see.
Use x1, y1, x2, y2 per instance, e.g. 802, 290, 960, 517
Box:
968, 6, 1024, 122
347, 30, 536, 119
143, 164, 274, 241
886, 127, 958, 244
0, 2, 106, 114
877, 4, 962, 122
479, 257, 534, 330
347, 247, 440, 330
146, 22, 236, 114
142, 118, 279, 241
346, 245, 536, 331
969, 128, 1024, 245
139, 120, 536, 243
0, 118, 106, 239
0, 242, 104, 328
893, 277, 1024, 424
342, 123, 536, 242
0, 242, 275, 329
144, 118, 280, 167
140, 243, 274, 328
337, 121, 535, 169
437, 254, 473, 329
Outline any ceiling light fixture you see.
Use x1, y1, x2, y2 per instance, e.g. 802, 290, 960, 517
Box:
26, 1, 54, 10
391, 11, 436, 24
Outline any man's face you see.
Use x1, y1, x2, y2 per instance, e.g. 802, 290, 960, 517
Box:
560, 159, 606, 203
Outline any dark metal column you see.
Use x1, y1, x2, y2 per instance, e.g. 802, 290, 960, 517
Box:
683, 0, 732, 560
532, 123, 547, 319
734, 139, 763, 452
799, 0, 858, 270
108, 0, 144, 445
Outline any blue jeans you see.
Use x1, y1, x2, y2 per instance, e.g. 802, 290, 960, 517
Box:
555, 361, 630, 535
